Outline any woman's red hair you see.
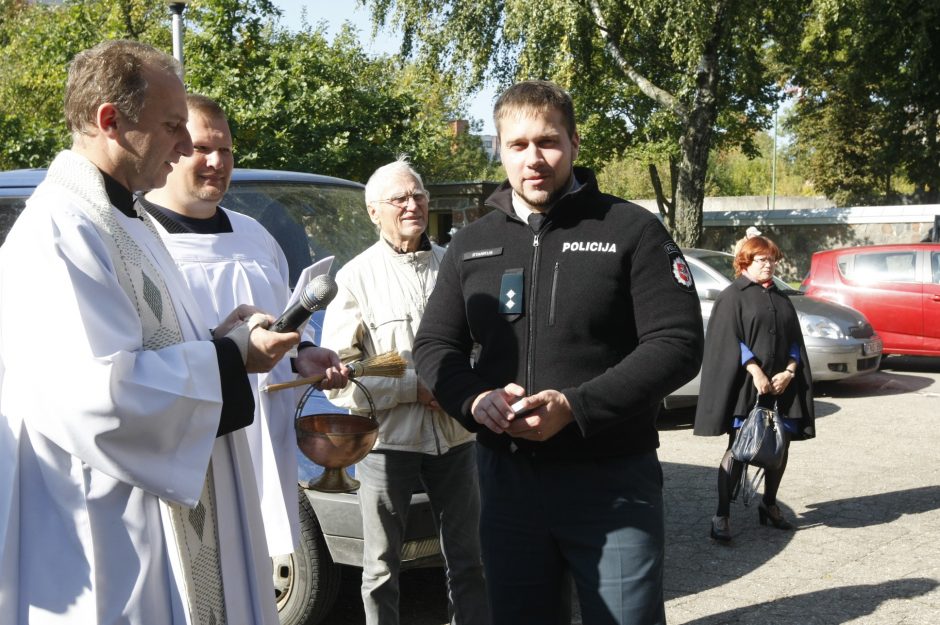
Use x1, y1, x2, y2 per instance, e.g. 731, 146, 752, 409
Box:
734, 236, 782, 276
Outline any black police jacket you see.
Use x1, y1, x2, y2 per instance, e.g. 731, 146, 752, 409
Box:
414, 167, 705, 460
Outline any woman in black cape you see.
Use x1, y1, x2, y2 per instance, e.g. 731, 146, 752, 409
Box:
693, 236, 815, 543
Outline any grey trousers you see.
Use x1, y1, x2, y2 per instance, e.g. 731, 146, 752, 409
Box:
357, 442, 490, 625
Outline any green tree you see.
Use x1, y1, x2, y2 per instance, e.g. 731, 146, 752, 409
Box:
783, 0, 940, 205
707, 130, 813, 198
599, 129, 813, 203
0, 0, 168, 168
359, 0, 807, 244
0, 0, 487, 182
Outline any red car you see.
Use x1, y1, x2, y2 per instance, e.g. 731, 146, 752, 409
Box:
801, 243, 940, 357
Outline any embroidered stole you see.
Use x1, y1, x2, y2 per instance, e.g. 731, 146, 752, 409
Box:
45, 151, 227, 625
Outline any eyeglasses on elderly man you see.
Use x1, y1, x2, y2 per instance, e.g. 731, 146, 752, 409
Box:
377, 190, 429, 208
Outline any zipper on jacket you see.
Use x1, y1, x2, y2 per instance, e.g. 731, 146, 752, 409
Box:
548, 261, 560, 326
526, 231, 542, 392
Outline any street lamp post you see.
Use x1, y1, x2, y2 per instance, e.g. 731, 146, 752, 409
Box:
771, 104, 778, 212
167, 0, 190, 69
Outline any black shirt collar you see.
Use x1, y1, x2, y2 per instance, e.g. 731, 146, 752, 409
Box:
136, 195, 233, 234
100, 170, 138, 219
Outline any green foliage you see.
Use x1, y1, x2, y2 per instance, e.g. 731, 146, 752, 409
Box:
0, 0, 168, 166
599, 130, 813, 204
596, 158, 659, 201
0, 115, 61, 170
360, 0, 809, 244
784, 0, 940, 204
0, 0, 488, 183
707, 131, 813, 197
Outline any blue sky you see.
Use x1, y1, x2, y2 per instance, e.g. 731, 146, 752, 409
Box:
273, 0, 497, 134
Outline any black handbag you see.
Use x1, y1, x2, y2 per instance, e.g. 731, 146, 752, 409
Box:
731, 398, 786, 470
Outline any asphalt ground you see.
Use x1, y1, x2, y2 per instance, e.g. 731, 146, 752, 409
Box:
322, 355, 940, 625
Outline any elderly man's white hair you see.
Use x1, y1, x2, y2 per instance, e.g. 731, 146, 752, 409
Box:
364, 156, 426, 205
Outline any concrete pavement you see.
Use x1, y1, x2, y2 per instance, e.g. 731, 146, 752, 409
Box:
658, 355, 940, 624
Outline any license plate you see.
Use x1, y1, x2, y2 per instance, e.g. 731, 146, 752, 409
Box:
863, 339, 882, 355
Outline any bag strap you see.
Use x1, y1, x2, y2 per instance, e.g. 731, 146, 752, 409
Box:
730, 460, 766, 507
755, 393, 781, 412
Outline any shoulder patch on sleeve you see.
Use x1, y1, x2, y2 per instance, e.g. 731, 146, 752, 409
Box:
663, 242, 696, 292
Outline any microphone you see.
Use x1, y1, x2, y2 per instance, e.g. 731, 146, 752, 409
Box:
270, 274, 338, 333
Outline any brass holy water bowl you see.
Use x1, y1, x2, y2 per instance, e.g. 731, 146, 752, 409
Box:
295, 379, 377, 493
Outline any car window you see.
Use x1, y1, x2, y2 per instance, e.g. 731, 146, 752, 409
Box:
931, 252, 940, 284
0, 195, 28, 245
222, 182, 374, 286
688, 262, 724, 295
840, 251, 917, 283
693, 253, 737, 282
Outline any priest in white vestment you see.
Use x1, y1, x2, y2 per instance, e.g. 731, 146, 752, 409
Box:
0, 41, 303, 625
141, 94, 348, 557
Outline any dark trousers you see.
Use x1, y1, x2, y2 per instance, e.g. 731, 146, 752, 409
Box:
476, 445, 666, 625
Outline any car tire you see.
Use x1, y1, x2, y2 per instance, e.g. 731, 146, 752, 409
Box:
273, 486, 341, 625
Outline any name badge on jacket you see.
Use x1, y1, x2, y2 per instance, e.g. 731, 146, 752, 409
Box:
499, 268, 524, 321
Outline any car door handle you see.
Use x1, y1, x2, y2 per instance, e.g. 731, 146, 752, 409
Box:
932, 295, 940, 302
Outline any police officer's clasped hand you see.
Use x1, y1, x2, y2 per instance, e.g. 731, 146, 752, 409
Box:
471, 382, 526, 433
507, 389, 574, 442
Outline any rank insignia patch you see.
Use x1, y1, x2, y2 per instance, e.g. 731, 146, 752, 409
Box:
499, 268, 524, 316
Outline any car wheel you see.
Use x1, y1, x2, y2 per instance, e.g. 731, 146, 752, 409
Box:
273, 486, 341, 625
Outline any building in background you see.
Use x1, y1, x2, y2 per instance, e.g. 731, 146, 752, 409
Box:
478, 135, 499, 162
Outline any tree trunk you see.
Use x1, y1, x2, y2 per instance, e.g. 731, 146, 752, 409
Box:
672, 2, 726, 247
674, 114, 710, 247
673, 85, 719, 247
648, 163, 674, 229
924, 110, 940, 203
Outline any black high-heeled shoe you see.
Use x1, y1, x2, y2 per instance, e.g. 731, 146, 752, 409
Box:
710, 516, 732, 543
758, 503, 794, 530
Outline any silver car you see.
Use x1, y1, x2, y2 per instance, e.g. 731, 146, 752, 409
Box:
664, 248, 883, 408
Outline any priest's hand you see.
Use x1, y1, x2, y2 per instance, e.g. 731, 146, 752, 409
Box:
214, 309, 298, 372
216, 304, 265, 338
244, 324, 300, 373
296, 345, 349, 390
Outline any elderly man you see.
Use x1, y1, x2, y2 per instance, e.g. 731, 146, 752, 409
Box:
0, 41, 297, 625
141, 93, 348, 558
320, 158, 489, 625
413, 81, 704, 625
